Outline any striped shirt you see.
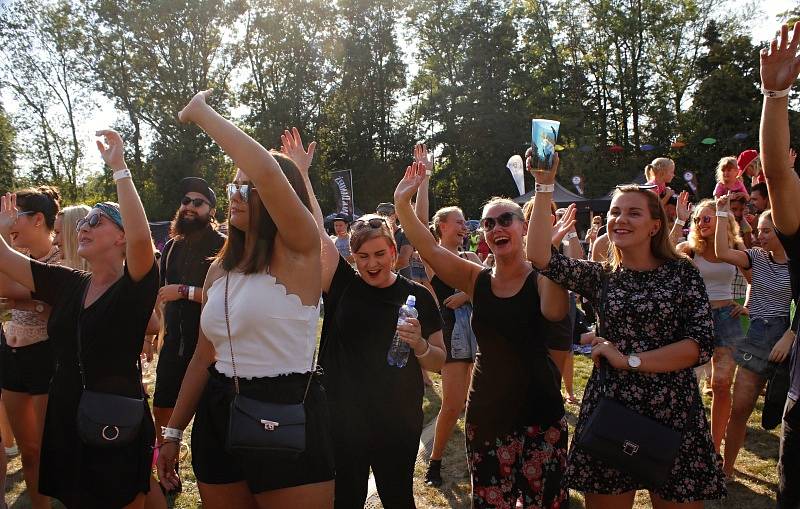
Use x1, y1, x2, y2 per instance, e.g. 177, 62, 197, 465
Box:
747, 248, 792, 319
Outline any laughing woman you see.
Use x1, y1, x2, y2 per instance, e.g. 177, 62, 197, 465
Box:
395, 162, 569, 509
527, 153, 725, 508
0, 130, 158, 508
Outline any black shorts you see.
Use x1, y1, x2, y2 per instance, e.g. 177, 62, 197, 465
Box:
191, 366, 335, 493
153, 349, 193, 408
0, 337, 54, 395
545, 294, 576, 352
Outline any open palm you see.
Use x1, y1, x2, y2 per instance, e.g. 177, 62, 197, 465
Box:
761, 22, 800, 91
394, 162, 426, 203
280, 127, 316, 177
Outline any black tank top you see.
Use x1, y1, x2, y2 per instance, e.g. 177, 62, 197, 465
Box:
467, 267, 564, 442
431, 275, 456, 340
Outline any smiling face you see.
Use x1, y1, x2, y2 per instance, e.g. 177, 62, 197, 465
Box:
480, 202, 525, 259
439, 210, 468, 245
756, 214, 781, 252
76, 209, 125, 261
694, 206, 716, 239
353, 236, 396, 288
606, 192, 661, 250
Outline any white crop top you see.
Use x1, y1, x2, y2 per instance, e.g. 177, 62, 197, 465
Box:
694, 254, 736, 301
201, 271, 319, 378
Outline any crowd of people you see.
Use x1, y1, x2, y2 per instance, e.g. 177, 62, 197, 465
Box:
0, 20, 800, 509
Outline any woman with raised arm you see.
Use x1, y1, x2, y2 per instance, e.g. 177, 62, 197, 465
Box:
527, 153, 725, 508
156, 93, 333, 509
0, 186, 60, 509
713, 196, 794, 479
285, 130, 445, 508
0, 130, 158, 508
395, 162, 568, 509
675, 199, 748, 453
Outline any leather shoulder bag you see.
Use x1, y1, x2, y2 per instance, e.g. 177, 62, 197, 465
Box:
224, 273, 313, 456
576, 271, 693, 489
76, 279, 145, 448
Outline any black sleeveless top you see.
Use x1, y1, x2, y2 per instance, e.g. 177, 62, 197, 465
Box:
467, 267, 564, 443
431, 275, 456, 340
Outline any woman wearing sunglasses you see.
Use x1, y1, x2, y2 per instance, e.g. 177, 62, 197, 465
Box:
528, 154, 725, 508
0, 186, 61, 509
0, 130, 159, 508
394, 163, 569, 508
281, 128, 445, 508
676, 198, 748, 453
713, 197, 794, 480
156, 94, 333, 509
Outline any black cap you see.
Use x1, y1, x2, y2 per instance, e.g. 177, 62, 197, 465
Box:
180, 177, 216, 207
332, 213, 350, 224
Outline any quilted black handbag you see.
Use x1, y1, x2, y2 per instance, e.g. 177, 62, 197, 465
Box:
575, 272, 692, 489
222, 274, 312, 456
75, 280, 144, 448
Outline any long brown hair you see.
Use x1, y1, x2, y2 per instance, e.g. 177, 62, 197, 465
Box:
216, 153, 312, 274
607, 185, 683, 270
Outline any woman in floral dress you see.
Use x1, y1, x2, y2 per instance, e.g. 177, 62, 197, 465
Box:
527, 153, 726, 507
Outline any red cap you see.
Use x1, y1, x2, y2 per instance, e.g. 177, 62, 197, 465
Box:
737, 149, 759, 176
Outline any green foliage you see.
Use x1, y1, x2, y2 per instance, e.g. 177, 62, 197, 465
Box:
0, 105, 16, 192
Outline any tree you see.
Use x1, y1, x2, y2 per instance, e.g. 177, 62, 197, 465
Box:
0, 104, 16, 192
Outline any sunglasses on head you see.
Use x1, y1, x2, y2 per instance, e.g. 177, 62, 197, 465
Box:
480, 211, 521, 231
694, 215, 713, 224
351, 217, 388, 231
75, 212, 104, 232
181, 196, 210, 208
226, 183, 256, 203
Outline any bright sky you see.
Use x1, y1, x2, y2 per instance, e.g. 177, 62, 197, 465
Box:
2, 0, 799, 177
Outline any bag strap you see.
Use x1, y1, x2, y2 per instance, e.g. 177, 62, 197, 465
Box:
223, 273, 316, 403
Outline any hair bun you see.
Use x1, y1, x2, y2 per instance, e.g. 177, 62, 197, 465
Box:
37, 186, 61, 204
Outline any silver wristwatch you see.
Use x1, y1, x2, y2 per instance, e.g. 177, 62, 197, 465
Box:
627, 354, 641, 371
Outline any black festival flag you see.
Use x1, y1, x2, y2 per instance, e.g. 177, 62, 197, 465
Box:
330, 170, 355, 220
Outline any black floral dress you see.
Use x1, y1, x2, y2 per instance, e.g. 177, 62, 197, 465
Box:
541, 253, 726, 502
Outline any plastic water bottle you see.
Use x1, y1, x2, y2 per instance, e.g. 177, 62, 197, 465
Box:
387, 295, 418, 368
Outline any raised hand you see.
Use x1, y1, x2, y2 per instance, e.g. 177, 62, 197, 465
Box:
676, 191, 690, 222
790, 147, 797, 169
0, 193, 19, 236
95, 130, 127, 171
394, 162, 426, 203
177, 89, 213, 124
761, 21, 800, 91
525, 147, 559, 184
414, 143, 434, 175
716, 193, 731, 213
552, 203, 577, 246
280, 127, 317, 177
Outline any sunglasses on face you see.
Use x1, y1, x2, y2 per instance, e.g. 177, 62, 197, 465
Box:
480, 212, 521, 231
181, 196, 210, 208
694, 215, 713, 224
226, 183, 256, 203
351, 217, 388, 231
75, 213, 104, 232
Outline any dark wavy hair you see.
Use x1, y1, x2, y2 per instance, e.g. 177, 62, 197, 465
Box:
216, 153, 312, 274
16, 186, 61, 230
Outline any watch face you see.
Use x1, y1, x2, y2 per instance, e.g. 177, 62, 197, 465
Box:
628, 355, 641, 368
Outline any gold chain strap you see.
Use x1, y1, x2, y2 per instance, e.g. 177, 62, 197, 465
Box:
224, 273, 240, 394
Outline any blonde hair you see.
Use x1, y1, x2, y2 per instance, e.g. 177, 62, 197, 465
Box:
56, 205, 91, 271
522, 196, 557, 222
644, 158, 674, 182
349, 214, 397, 253
483, 196, 523, 217
606, 185, 683, 271
431, 206, 463, 240
688, 199, 742, 255
715, 157, 738, 183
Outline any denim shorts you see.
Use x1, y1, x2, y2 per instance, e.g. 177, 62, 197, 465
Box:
711, 304, 744, 349
734, 316, 790, 377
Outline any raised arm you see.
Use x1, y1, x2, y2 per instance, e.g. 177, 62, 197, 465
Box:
280, 128, 338, 293
669, 191, 690, 246
178, 91, 318, 256
95, 130, 154, 281
413, 143, 433, 225
394, 162, 483, 298
525, 150, 560, 270
0, 194, 35, 293
760, 22, 800, 235
714, 194, 750, 268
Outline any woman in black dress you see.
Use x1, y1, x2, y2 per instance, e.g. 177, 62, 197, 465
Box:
395, 162, 569, 509
0, 130, 158, 508
528, 153, 725, 507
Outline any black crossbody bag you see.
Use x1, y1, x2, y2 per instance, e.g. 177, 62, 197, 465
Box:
576, 272, 693, 489
75, 280, 145, 448
223, 273, 314, 456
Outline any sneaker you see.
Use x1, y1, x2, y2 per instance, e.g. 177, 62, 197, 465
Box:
4, 445, 18, 457
424, 460, 443, 487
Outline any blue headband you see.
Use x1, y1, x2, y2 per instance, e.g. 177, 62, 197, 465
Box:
93, 202, 124, 230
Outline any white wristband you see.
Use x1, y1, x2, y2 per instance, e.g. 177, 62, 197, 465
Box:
414, 340, 431, 358
716, 211, 729, 218
674, 218, 686, 227
762, 85, 792, 99
188, 286, 196, 301
535, 183, 555, 193
162, 426, 183, 441
563, 232, 578, 242
113, 169, 132, 182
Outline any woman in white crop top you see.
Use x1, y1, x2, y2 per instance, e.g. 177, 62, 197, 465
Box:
677, 198, 748, 454
157, 91, 333, 509
0, 186, 61, 509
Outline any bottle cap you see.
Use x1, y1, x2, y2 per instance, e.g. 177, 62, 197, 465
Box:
406, 295, 416, 306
